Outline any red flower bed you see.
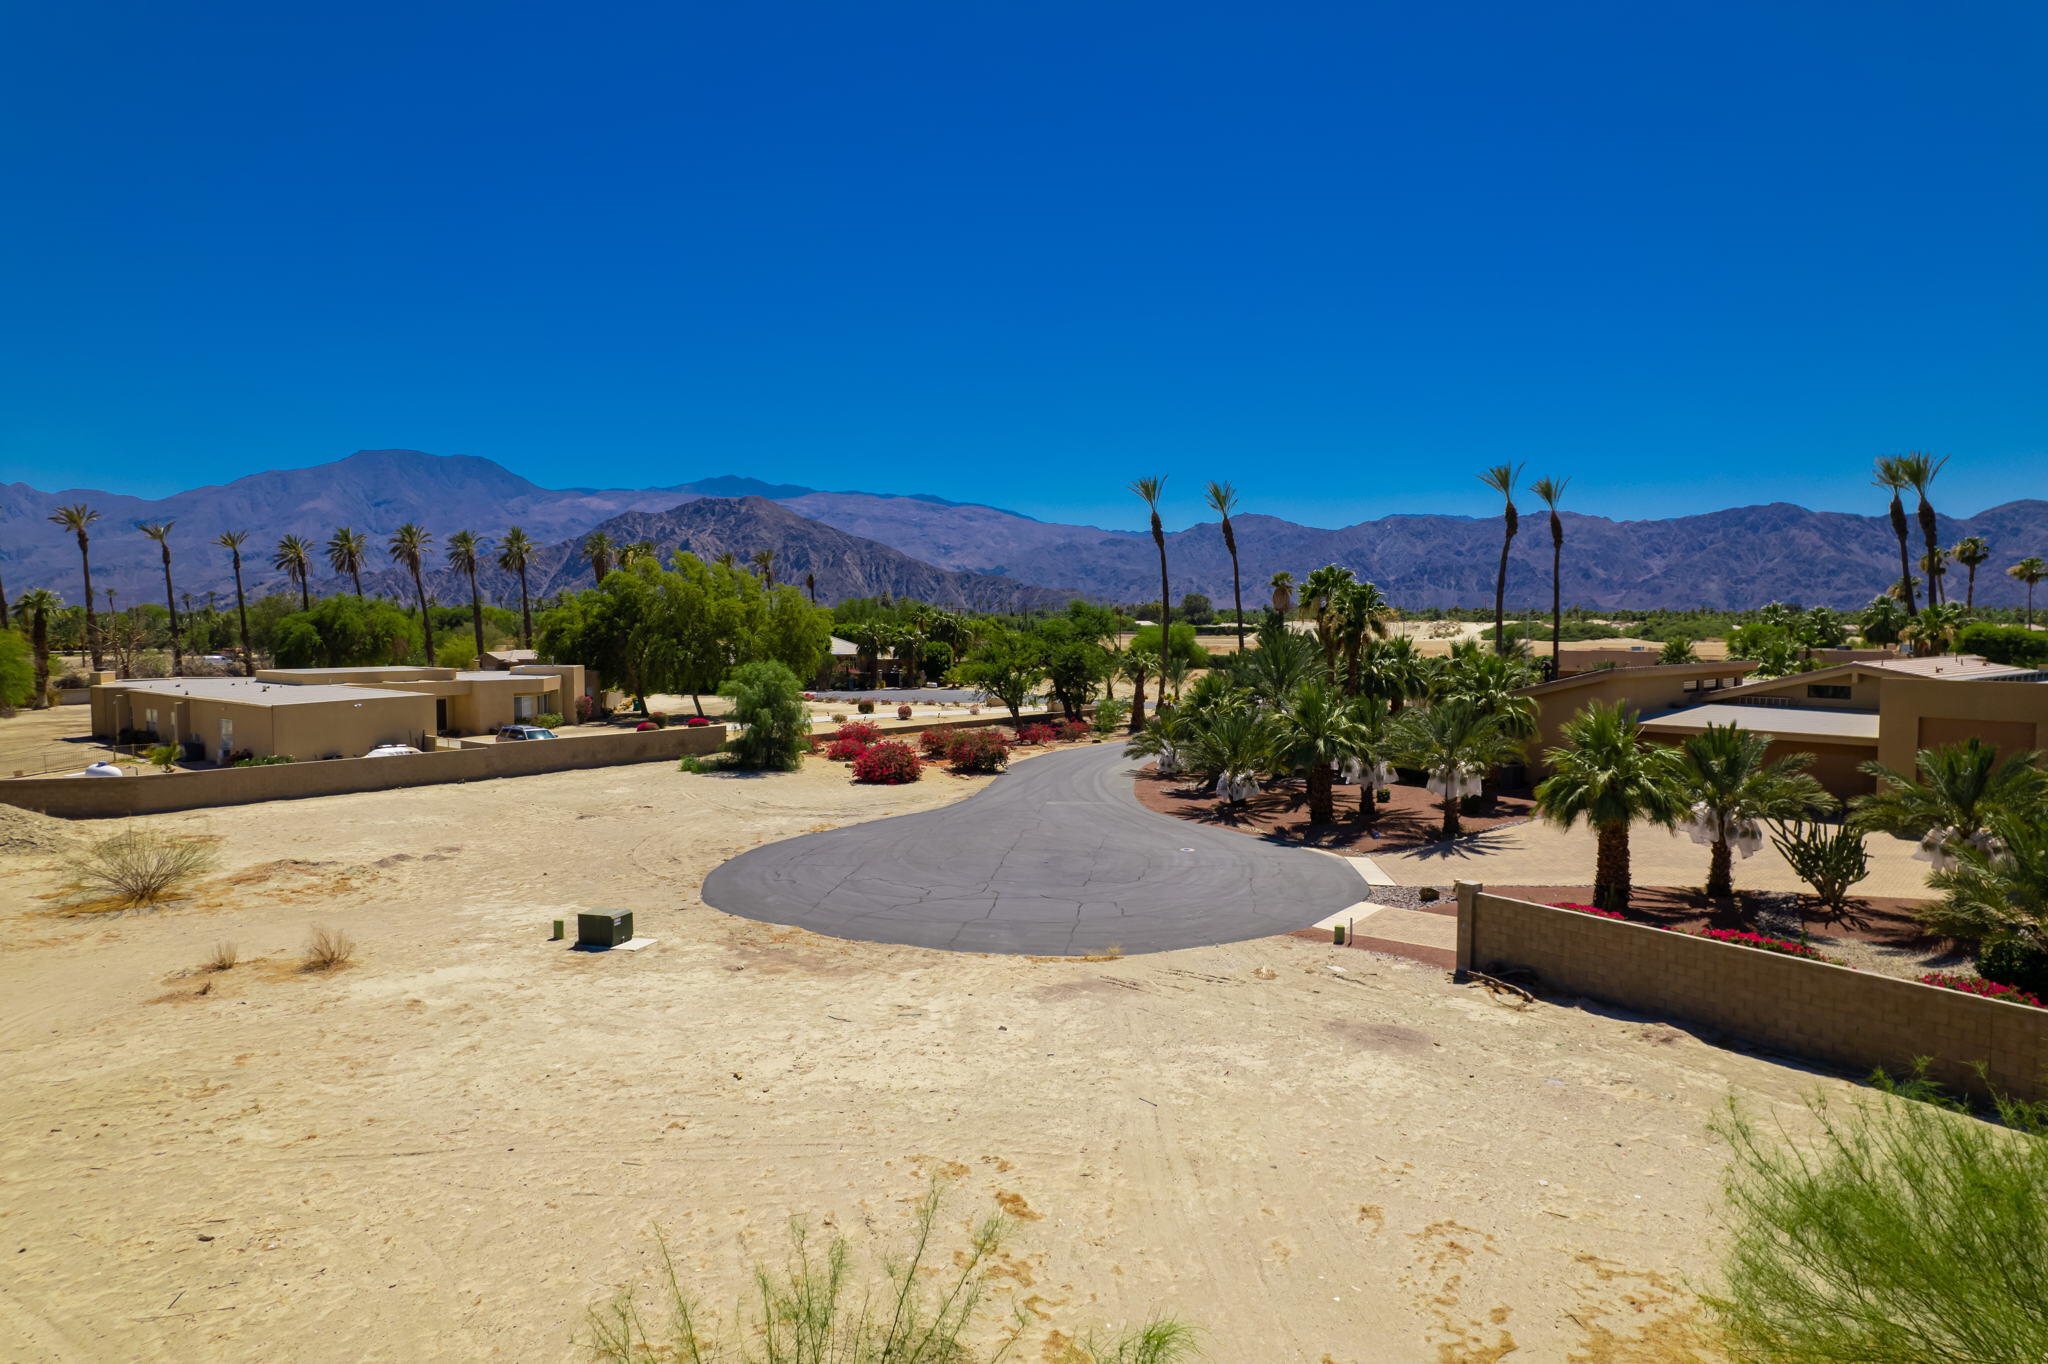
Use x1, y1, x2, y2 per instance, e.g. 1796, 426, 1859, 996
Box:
1014, 722, 1059, 745
824, 736, 871, 762
918, 728, 955, 758
1056, 719, 1091, 742
1684, 927, 1827, 959
1917, 972, 2046, 1008
852, 740, 922, 785
834, 720, 882, 744
947, 727, 1011, 774
1550, 902, 1627, 920
684, 716, 714, 727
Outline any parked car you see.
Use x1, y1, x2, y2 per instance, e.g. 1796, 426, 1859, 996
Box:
365, 743, 424, 757
496, 725, 558, 742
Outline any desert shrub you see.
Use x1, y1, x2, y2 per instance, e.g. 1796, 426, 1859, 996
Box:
1056, 718, 1091, 743
63, 830, 218, 907
834, 719, 882, 744
204, 941, 238, 972
852, 740, 921, 785
1706, 1081, 2048, 1363
534, 712, 564, 729
1015, 722, 1059, 745
829, 712, 848, 723
856, 698, 875, 714
676, 755, 719, 774
588, 1183, 1197, 1364
722, 660, 809, 771
947, 727, 1011, 774
1978, 937, 2048, 997
1092, 698, 1128, 736
302, 925, 356, 972
1957, 622, 2048, 668
147, 744, 182, 772
1769, 819, 1870, 913
918, 728, 955, 758
233, 753, 295, 767
644, 712, 669, 728
896, 703, 913, 720
1916, 971, 2045, 1008
576, 694, 597, 723
824, 736, 871, 762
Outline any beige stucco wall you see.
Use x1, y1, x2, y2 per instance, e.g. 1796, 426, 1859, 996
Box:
256, 667, 459, 684
1456, 884, 2048, 1100
1875, 677, 2048, 775
1523, 663, 1756, 779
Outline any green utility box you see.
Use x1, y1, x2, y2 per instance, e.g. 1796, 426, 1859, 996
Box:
577, 911, 634, 948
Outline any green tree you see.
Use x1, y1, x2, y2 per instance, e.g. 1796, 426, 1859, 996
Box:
1534, 701, 1686, 910
326, 527, 369, 597
497, 527, 537, 647
1951, 535, 1990, 608
949, 627, 1044, 719
0, 629, 33, 708
1899, 451, 1950, 605
1185, 705, 1276, 806
1657, 636, 1700, 665
139, 521, 183, 675
1852, 738, 2047, 857
580, 531, 614, 585
13, 588, 59, 705
1129, 475, 1171, 644
447, 529, 488, 669
1901, 600, 1969, 657
1673, 723, 1833, 899
1034, 616, 1111, 719
1269, 681, 1366, 825
387, 523, 436, 663
721, 660, 808, 771
1872, 456, 1919, 616
1859, 595, 1908, 649
1398, 698, 1529, 842
272, 534, 314, 611
1917, 806, 2048, 952
1478, 463, 1524, 655
1116, 646, 1156, 734
2008, 556, 2047, 627
1205, 480, 1246, 651
47, 502, 103, 669
213, 530, 256, 675
270, 595, 424, 668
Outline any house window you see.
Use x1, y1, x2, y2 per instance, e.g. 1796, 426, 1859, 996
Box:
1807, 684, 1852, 701
514, 694, 537, 720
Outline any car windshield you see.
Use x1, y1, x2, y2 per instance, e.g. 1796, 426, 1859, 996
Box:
529, 729, 556, 739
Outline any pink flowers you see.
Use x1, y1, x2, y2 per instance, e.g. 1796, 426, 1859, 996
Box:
834, 720, 882, 745
1550, 902, 1627, 920
1015, 722, 1060, 745
1917, 972, 2047, 1009
852, 740, 921, 785
1684, 927, 1826, 959
823, 736, 871, 762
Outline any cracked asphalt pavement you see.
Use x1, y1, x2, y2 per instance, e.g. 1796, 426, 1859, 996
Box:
701, 741, 1367, 955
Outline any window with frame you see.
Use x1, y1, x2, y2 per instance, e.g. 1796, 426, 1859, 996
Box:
1806, 684, 1852, 700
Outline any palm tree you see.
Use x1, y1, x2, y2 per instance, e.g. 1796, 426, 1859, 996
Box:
1129, 476, 1171, 644
1951, 536, 1990, 608
1233, 616, 1320, 703
1851, 738, 2047, 861
447, 530, 488, 669
388, 523, 436, 662
1919, 808, 2048, 950
14, 588, 59, 706
1479, 464, 1524, 655
214, 531, 256, 676
580, 532, 614, 585
1341, 697, 1399, 824
272, 535, 314, 611
497, 527, 537, 647
1299, 564, 1355, 678
1185, 706, 1276, 806
1528, 476, 1569, 676
1859, 595, 1908, 650
1872, 457, 1919, 616
1268, 571, 1295, 617
1205, 481, 1246, 652
804, 571, 817, 604
1116, 646, 1157, 734
616, 540, 656, 573
1657, 637, 1700, 665
1534, 701, 1687, 911
752, 549, 775, 587
47, 503, 102, 669
1126, 704, 1187, 774
139, 521, 183, 675
1901, 601, 1969, 657
1336, 580, 1393, 696
2009, 557, 2047, 627
326, 527, 369, 597
1673, 723, 1833, 899
1898, 451, 1950, 606
1918, 546, 1949, 608
1397, 698, 1528, 841
1270, 682, 1368, 825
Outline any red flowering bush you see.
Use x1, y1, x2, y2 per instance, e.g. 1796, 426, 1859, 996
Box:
1550, 902, 1627, 920
824, 736, 871, 762
897, 704, 914, 720
947, 727, 1011, 773
918, 728, 955, 757
684, 716, 714, 727
1917, 972, 2046, 1008
834, 720, 882, 744
635, 721, 658, 732
1056, 718, 1091, 743
1015, 723, 1059, 746
1685, 927, 1827, 959
852, 740, 922, 785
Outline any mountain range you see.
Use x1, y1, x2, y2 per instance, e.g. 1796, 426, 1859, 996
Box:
4, 449, 2045, 613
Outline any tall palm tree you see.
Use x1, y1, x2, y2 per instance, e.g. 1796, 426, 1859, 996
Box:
447, 530, 488, 668
138, 521, 183, 675
326, 527, 369, 597
1872, 457, 1919, 616
1902, 601, 1969, 657
214, 531, 256, 676
752, 549, 775, 587
1859, 595, 1908, 650
1673, 723, 1833, 899
1528, 476, 1569, 677
804, 571, 817, 604
1129, 476, 1171, 644
580, 532, 614, 585
1534, 701, 1687, 911
1396, 698, 1528, 841
2009, 557, 2047, 627
1204, 480, 1246, 652
388, 523, 436, 662
1298, 564, 1355, 678
1270, 681, 1367, 825
1951, 536, 1990, 609
1478, 464, 1524, 654
1852, 738, 2047, 857
1268, 571, 1295, 617
1918, 546, 1949, 609
273, 535, 314, 611
14, 588, 59, 706
1116, 646, 1157, 734
47, 503, 102, 670
1336, 579, 1393, 696
496, 527, 537, 648
1898, 451, 1950, 605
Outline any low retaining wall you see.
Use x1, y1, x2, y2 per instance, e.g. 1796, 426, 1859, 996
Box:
0, 725, 729, 818
1456, 882, 2048, 1101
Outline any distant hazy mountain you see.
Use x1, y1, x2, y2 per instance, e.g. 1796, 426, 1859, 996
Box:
4, 447, 2045, 611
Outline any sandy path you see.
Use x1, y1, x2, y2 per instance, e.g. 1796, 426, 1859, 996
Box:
0, 755, 1854, 1361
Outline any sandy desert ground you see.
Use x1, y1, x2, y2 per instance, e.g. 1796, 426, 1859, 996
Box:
0, 748, 1867, 1362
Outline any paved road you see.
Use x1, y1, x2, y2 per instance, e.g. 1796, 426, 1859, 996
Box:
807, 687, 993, 703
702, 742, 1367, 955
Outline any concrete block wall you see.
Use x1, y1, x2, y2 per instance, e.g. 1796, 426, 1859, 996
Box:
1456, 882, 2048, 1100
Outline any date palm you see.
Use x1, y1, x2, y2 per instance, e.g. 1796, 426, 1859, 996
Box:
1673, 723, 1833, 899
1205, 481, 1246, 651
1528, 476, 1569, 676
2009, 557, 2047, 627
1129, 476, 1171, 643
804, 571, 816, 604
1901, 601, 1968, 657
1398, 697, 1529, 842
1852, 738, 2047, 853
326, 527, 369, 597
1116, 646, 1157, 734
1534, 701, 1687, 911
1268, 570, 1295, 617
388, 523, 436, 662
1859, 595, 1908, 650
1951, 536, 1990, 608
47, 503, 103, 669
14, 587, 59, 705
1298, 564, 1355, 678
213, 531, 256, 675
1898, 451, 1950, 605
1479, 464, 1524, 655
1920, 807, 2048, 950
139, 521, 183, 675
580, 531, 614, 585
272, 534, 314, 611
1918, 546, 1949, 609
1270, 681, 1368, 825
447, 530, 488, 668
496, 527, 537, 647
1872, 457, 1919, 616
1336, 579, 1393, 696
1185, 705, 1277, 807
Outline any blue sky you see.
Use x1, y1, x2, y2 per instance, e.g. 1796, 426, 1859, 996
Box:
2, 2, 2042, 530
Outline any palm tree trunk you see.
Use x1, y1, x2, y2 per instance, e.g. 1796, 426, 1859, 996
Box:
466, 566, 484, 667
1307, 763, 1334, 825
159, 548, 182, 676
517, 567, 533, 648
1549, 532, 1562, 677
1889, 496, 1918, 615
231, 555, 254, 676
1594, 822, 1632, 912
1440, 795, 1461, 841
411, 566, 435, 662
1128, 670, 1147, 734
1966, 564, 1977, 609
298, 574, 310, 612
1706, 838, 1734, 900
1153, 530, 1171, 651
1492, 532, 1511, 655
351, 567, 364, 598
1225, 528, 1244, 653
1357, 776, 1376, 824
30, 610, 50, 706
78, 541, 101, 671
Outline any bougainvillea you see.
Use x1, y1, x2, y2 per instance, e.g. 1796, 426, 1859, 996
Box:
824, 736, 871, 762
1056, 718, 1092, 743
852, 740, 922, 785
919, 728, 955, 758
1550, 902, 1627, 920
834, 720, 882, 745
947, 727, 1011, 774
1685, 927, 1828, 959
1917, 972, 2046, 1009
1014, 723, 1060, 746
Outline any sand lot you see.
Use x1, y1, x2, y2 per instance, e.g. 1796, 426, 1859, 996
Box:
0, 753, 1861, 1362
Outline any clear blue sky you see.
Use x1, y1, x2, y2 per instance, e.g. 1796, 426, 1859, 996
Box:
2, 1, 2041, 530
